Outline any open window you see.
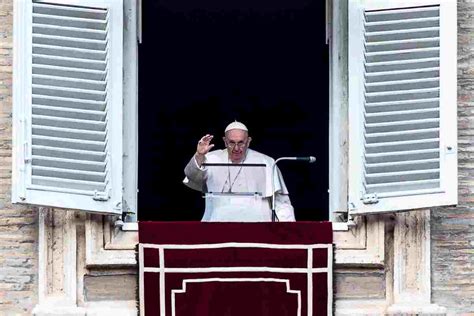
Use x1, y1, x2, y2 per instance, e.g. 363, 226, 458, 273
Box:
137, 0, 330, 222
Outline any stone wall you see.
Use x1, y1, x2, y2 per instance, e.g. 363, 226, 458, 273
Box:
431, 0, 474, 314
0, 0, 39, 314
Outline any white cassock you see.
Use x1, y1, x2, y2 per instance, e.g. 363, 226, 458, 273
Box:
183, 149, 295, 222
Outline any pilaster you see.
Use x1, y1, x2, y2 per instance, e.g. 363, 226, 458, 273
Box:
33, 208, 85, 315
387, 210, 446, 314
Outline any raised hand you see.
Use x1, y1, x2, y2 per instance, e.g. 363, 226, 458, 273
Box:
195, 134, 214, 166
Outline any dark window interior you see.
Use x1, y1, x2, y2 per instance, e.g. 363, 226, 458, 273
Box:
138, 0, 329, 221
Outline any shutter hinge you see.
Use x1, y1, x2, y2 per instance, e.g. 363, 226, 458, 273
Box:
23, 141, 31, 163
348, 201, 357, 211
347, 214, 357, 227
121, 199, 135, 215
362, 193, 379, 205
93, 190, 110, 201
21, 116, 30, 164
23, 117, 31, 163
113, 201, 122, 211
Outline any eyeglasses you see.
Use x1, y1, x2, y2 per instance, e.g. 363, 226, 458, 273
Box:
226, 141, 248, 149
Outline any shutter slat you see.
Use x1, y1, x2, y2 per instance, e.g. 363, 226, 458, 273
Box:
365, 148, 439, 164
33, 65, 106, 81
32, 125, 106, 142
33, 95, 106, 111
32, 84, 106, 101
365, 179, 440, 194
32, 114, 106, 131
33, 13, 107, 30
33, 3, 107, 20
33, 33, 107, 51
366, 57, 439, 73
366, 27, 439, 42
33, 44, 106, 61
365, 6, 439, 22
365, 138, 439, 154
33, 24, 107, 41
365, 67, 439, 83
32, 135, 106, 152
32, 145, 106, 162
366, 87, 439, 103
32, 104, 106, 121
365, 77, 439, 93
32, 176, 106, 192
365, 37, 439, 53
366, 128, 439, 143
33, 74, 106, 91
364, 17, 439, 33
366, 87, 440, 98
366, 108, 439, 123
365, 118, 439, 133
32, 156, 106, 173
32, 166, 107, 183
366, 158, 439, 174
365, 47, 439, 63
365, 98, 439, 113
33, 54, 106, 71
365, 168, 439, 184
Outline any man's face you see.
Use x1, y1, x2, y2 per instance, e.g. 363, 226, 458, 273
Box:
224, 129, 251, 163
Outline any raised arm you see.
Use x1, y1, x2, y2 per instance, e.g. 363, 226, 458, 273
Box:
194, 134, 214, 167
184, 134, 215, 190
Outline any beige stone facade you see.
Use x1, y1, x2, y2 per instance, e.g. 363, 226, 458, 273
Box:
0, 0, 38, 313
431, 0, 474, 309
0, 0, 472, 315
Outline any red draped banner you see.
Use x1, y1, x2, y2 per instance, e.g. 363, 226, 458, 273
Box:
139, 222, 333, 316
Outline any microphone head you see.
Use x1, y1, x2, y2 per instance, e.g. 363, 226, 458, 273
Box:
278, 156, 316, 163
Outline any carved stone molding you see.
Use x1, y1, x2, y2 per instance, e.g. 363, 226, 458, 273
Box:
33, 208, 84, 315
85, 214, 137, 267
387, 210, 447, 314
334, 215, 385, 266
33, 209, 138, 315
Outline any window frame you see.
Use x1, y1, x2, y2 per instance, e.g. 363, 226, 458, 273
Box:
329, 0, 350, 223
122, 0, 139, 222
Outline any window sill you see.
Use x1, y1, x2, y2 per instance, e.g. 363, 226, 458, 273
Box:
122, 221, 350, 231
332, 222, 349, 231
121, 222, 138, 231
332, 219, 357, 231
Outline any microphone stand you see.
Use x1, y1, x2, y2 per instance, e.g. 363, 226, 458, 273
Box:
271, 156, 316, 222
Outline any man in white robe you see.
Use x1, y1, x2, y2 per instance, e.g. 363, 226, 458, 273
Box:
183, 121, 295, 222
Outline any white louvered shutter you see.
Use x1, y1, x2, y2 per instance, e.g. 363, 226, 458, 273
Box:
12, 0, 123, 214
348, 0, 457, 215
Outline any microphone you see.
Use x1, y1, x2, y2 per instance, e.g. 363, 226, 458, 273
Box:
271, 156, 317, 222
271, 156, 316, 163
291, 156, 316, 163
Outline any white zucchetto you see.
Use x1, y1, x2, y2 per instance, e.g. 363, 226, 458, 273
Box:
224, 121, 248, 133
